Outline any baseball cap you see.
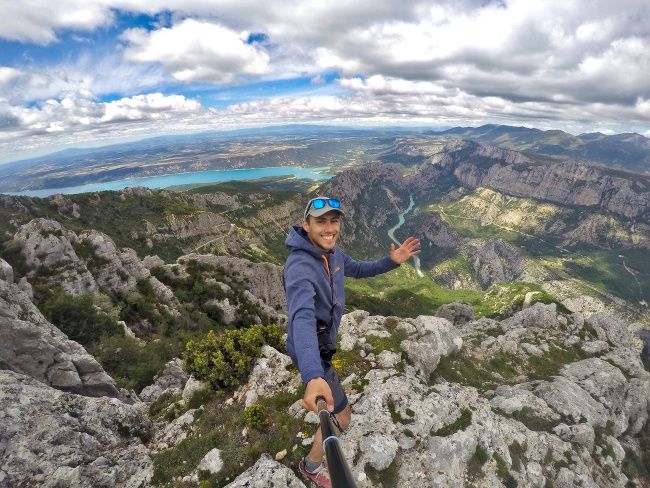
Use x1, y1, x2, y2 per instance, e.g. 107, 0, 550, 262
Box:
303, 197, 344, 219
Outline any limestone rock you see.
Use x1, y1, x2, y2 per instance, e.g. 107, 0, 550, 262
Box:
152, 408, 198, 449
139, 358, 188, 402
0, 370, 152, 488
182, 375, 207, 404
224, 454, 306, 487
435, 301, 474, 325
236, 345, 300, 406
0, 279, 119, 397
0, 257, 14, 283
400, 316, 462, 379
197, 448, 223, 475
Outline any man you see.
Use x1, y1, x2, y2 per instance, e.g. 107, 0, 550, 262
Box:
284, 196, 420, 487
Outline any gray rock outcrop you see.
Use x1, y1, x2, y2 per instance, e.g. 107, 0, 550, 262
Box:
138, 358, 189, 403
0, 279, 119, 397
223, 454, 306, 488
0, 370, 152, 488
0, 257, 14, 283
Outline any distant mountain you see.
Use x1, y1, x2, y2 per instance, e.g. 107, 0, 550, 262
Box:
432, 124, 650, 173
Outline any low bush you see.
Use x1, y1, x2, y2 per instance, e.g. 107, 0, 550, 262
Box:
40, 290, 122, 346
183, 324, 282, 390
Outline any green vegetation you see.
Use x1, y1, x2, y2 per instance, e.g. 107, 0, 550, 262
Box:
494, 452, 518, 488
431, 408, 472, 437
345, 264, 482, 318
435, 342, 587, 390
183, 324, 282, 390
467, 444, 489, 480
152, 389, 313, 487
497, 407, 556, 432
40, 290, 122, 346
244, 403, 266, 429
152, 432, 220, 485
365, 457, 400, 488
622, 418, 650, 484
90, 334, 189, 392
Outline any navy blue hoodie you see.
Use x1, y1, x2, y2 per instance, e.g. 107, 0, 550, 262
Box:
284, 225, 398, 384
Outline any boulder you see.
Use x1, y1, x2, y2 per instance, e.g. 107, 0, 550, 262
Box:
400, 316, 462, 380
139, 358, 188, 402
224, 454, 306, 487
235, 345, 300, 407
0, 370, 152, 488
435, 302, 474, 325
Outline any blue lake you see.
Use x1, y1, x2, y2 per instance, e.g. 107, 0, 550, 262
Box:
10, 166, 331, 197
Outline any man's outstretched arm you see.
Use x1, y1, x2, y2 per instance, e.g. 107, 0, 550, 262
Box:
343, 236, 421, 278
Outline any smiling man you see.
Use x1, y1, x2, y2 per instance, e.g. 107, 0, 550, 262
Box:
284, 196, 420, 487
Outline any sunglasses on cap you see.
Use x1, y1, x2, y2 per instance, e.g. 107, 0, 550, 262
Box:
303, 198, 341, 219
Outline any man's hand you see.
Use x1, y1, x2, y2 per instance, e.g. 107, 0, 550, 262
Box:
390, 236, 421, 265
302, 377, 334, 413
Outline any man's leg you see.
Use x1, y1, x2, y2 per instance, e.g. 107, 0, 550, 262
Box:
306, 404, 352, 463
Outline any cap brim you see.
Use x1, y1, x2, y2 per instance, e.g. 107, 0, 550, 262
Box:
307, 206, 344, 218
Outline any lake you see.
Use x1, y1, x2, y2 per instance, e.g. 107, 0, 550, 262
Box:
9, 166, 331, 197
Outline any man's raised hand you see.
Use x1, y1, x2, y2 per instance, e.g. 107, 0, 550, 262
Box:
389, 236, 421, 265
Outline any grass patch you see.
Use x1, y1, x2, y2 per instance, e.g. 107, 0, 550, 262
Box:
364, 457, 400, 488
434, 352, 524, 389
500, 407, 556, 432
152, 433, 220, 484
494, 452, 518, 488
188, 389, 313, 487
431, 408, 472, 436
622, 417, 650, 484
365, 329, 408, 354
467, 444, 489, 481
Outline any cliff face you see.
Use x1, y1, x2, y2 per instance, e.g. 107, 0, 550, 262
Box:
0, 278, 120, 398
402, 140, 650, 222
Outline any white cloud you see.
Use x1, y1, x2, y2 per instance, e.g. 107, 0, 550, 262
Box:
2, 0, 650, 161
102, 93, 200, 122
121, 19, 270, 83
0, 0, 114, 44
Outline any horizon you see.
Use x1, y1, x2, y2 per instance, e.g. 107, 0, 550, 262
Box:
1, 1, 650, 165
2, 121, 645, 167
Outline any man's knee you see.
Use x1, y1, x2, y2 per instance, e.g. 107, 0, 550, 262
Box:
335, 404, 352, 431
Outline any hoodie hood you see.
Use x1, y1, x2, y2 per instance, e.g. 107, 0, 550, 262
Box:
285, 225, 333, 259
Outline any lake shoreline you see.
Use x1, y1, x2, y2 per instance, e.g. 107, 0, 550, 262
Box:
5, 166, 331, 198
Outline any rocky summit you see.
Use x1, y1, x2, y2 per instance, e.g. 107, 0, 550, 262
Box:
2, 251, 650, 488
0, 154, 649, 487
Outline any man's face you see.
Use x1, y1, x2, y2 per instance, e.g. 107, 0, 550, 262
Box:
302, 210, 341, 252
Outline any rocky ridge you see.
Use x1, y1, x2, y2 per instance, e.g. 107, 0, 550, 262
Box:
224, 304, 650, 487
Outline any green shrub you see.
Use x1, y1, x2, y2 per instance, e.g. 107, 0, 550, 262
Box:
183, 324, 282, 390
90, 334, 185, 392
245, 403, 266, 429
40, 290, 122, 346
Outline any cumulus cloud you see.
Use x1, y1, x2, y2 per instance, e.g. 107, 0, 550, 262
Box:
1, 0, 650, 162
0, 0, 114, 44
121, 19, 270, 82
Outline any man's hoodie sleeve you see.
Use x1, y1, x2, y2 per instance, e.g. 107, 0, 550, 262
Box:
342, 251, 399, 278
284, 259, 325, 384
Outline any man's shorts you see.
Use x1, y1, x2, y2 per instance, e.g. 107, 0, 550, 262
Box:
323, 361, 349, 414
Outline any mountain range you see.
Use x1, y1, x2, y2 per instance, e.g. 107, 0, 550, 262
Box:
0, 127, 649, 487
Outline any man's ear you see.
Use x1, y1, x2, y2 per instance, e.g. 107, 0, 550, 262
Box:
302, 217, 310, 232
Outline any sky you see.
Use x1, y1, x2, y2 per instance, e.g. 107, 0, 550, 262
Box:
1, 0, 650, 164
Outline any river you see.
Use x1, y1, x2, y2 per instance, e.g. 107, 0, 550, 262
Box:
387, 194, 424, 277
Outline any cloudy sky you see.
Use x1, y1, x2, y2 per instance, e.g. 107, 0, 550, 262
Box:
1, 0, 649, 164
